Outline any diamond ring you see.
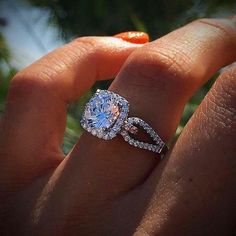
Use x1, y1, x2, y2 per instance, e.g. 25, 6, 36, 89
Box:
80, 90, 168, 157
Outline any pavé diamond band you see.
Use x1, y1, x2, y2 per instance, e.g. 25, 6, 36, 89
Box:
80, 90, 168, 156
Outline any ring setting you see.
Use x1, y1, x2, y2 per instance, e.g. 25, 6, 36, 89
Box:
80, 89, 168, 156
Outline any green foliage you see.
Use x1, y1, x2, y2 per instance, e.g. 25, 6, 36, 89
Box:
63, 90, 93, 153
0, 33, 10, 61
28, 0, 236, 39
0, 33, 17, 114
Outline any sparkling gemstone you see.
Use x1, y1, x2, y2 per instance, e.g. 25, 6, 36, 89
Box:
84, 93, 120, 129
81, 90, 129, 141
97, 132, 103, 138
91, 129, 97, 136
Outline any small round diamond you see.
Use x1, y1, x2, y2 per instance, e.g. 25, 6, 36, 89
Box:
91, 129, 96, 136
97, 132, 103, 138
129, 139, 134, 145
138, 142, 144, 148
109, 131, 116, 138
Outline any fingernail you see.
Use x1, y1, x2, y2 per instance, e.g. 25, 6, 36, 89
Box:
114, 31, 149, 44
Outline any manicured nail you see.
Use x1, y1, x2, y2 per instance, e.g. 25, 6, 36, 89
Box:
114, 31, 149, 44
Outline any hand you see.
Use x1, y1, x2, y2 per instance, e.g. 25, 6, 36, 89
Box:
0, 17, 236, 236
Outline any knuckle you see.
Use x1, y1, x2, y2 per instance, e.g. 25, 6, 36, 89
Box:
195, 18, 236, 39
122, 46, 195, 93
11, 72, 41, 88
71, 36, 113, 58
9, 72, 51, 99
8, 37, 103, 100
10, 59, 64, 93
9, 38, 99, 94
72, 36, 98, 54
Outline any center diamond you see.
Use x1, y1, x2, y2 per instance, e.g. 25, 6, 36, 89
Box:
81, 90, 129, 140
84, 93, 120, 129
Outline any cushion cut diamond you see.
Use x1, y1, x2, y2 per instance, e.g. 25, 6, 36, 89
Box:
84, 93, 120, 129
81, 90, 129, 140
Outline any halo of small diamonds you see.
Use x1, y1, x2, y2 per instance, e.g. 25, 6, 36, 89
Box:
80, 90, 129, 140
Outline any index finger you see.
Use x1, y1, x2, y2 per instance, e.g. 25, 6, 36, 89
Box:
0, 35, 145, 186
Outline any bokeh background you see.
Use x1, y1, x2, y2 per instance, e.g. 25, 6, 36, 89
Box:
0, 0, 235, 153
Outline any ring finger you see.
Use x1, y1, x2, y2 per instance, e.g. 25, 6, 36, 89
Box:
69, 16, 236, 193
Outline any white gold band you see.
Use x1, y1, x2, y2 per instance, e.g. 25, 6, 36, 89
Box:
120, 117, 167, 155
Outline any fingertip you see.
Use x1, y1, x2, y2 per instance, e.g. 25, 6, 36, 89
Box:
114, 31, 149, 44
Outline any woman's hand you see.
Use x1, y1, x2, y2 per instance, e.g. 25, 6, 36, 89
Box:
0, 17, 236, 235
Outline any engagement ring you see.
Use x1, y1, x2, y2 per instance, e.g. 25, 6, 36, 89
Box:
80, 90, 168, 157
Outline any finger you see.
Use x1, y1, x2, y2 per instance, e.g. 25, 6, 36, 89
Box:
138, 64, 236, 235
0, 35, 146, 185
63, 17, 236, 202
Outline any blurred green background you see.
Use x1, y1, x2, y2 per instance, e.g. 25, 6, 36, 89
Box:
0, 0, 235, 153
